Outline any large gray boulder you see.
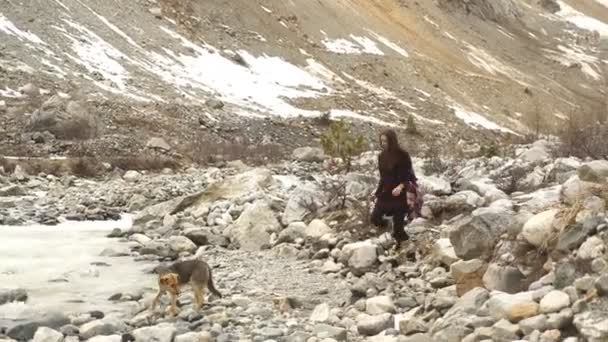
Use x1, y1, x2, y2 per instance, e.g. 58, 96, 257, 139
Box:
231, 200, 281, 251
28, 98, 102, 139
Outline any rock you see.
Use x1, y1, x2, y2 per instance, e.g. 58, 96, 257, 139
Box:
482, 263, 526, 294
168, 236, 197, 254
518, 140, 551, 163
310, 303, 331, 322
519, 315, 548, 335
356, 313, 393, 336
540, 0, 560, 13
123, 171, 142, 182
0, 100, 6, 112
292, 147, 325, 162
282, 182, 322, 225
342, 241, 378, 276
321, 259, 342, 273
205, 98, 225, 109
596, 274, 608, 296
79, 319, 124, 340
146, 137, 171, 151
20, 83, 40, 96
546, 308, 573, 329
33, 327, 63, 342
0, 288, 28, 305
487, 292, 539, 322
400, 318, 429, 335
174, 331, 212, 342
366, 296, 396, 315
277, 222, 306, 243
521, 209, 560, 247
539, 290, 571, 313
7, 313, 70, 341
149, 7, 162, 18
449, 205, 512, 260
305, 219, 332, 239
561, 176, 598, 205
577, 160, 608, 183
433, 239, 459, 267
86, 336, 122, 342
127, 194, 148, 212
418, 176, 452, 196
451, 259, 487, 296
577, 236, 604, 260
492, 318, 520, 341
131, 323, 176, 342
573, 310, 608, 341
556, 215, 601, 251
232, 200, 280, 251
0, 185, 27, 197
400, 334, 435, 342
312, 324, 347, 341
430, 288, 489, 341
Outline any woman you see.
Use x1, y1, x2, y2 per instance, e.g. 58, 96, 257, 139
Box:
370, 129, 417, 251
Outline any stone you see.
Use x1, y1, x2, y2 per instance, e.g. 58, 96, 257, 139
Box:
399, 318, 429, 335
541, 329, 561, 342
305, 219, 333, 239
321, 259, 342, 274
492, 319, 520, 341
574, 275, 596, 292
174, 331, 212, 342
577, 236, 604, 260
232, 200, 280, 251
573, 310, 608, 341
556, 215, 601, 252
519, 315, 548, 335
595, 274, 608, 296
487, 292, 539, 322
86, 336, 122, 342
577, 160, 608, 183
168, 236, 197, 254
433, 239, 459, 267
149, 7, 162, 18
33, 327, 64, 342
366, 296, 396, 315
561, 176, 598, 205
356, 313, 393, 336
79, 319, 124, 340
123, 170, 142, 182
277, 222, 307, 243
312, 324, 347, 341
292, 147, 325, 162
592, 258, 607, 273
146, 137, 171, 151
546, 308, 573, 329
205, 98, 224, 109
539, 290, 570, 313
521, 209, 559, 247
130, 324, 176, 342
310, 303, 331, 322
343, 241, 378, 276
451, 259, 487, 296
418, 176, 452, 196
282, 182, 323, 225
449, 205, 512, 260
482, 263, 526, 294
519, 140, 551, 163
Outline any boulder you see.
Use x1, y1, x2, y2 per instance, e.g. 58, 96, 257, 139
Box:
561, 176, 598, 205
310, 303, 330, 322
573, 310, 608, 341
449, 205, 512, 260
305, 219, 332, 239
418, 176, 451, 196
356, 313, 393, 336
451, 259, 487, 296
487, 292, 539, 322
146, 137, 171, 151
521, 209, 560, 247
433, 239, 459, 267
231, 200, 280, 251
518, 140, 551, 163
539, 290, 570, 313
0, 185, 27, 197
131, 323, 176, 342
28, 99, 101, 139
340, 241, 378, 276
32, 327, 63, 342
366, 296, 396, 315
577, 160, 608, 183
168, 236, 197, 254
292, 147, 325, 162
482, 263, 526, 293
282, 182, 323, 225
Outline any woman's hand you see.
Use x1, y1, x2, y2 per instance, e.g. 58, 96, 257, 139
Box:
392, 184, 404, 197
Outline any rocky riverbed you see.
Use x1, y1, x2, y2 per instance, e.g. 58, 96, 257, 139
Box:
1, 141, 608, 342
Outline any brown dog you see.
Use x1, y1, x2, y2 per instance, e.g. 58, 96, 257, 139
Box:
151, 259, 222, 316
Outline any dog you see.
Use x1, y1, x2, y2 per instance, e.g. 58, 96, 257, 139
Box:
151, 259, 222, 316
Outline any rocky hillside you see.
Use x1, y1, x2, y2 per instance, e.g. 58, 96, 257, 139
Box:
1, 141, 607, 341
1, 0, 608, 157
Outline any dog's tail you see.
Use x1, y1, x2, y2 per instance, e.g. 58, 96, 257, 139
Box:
207, 268, 222, 298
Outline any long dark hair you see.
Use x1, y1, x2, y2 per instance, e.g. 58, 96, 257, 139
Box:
378, 129, 410, 171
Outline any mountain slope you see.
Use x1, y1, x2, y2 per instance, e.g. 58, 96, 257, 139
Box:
1, 0, 607, 157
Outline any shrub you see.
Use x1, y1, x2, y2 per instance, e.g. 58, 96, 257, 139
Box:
320, 120, 367, 208
406, 114, 418, 135
556, 115, 608, 159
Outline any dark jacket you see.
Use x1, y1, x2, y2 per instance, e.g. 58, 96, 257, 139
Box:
374, 151, 417, 210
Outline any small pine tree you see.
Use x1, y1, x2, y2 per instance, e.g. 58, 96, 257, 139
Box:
320, 120, 366, 208
406, 114, 418, 135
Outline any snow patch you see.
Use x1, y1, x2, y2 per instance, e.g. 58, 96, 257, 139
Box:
367, 31, 409, 58
543, 45, 601, 80
54, 0, 71, 12
261, 5, 273, 13
330, 109, 395, 126
140, 27, 329, 117
556, 1, 608, 36
59, 19, 129, 90
0, 15, 47, 45
306, 59, 344, 83
321, 32, 384, 55
451, 104, 516, 134
0, 87, 23, 98
424, 16, 440, 29
464, 42, 529, 85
